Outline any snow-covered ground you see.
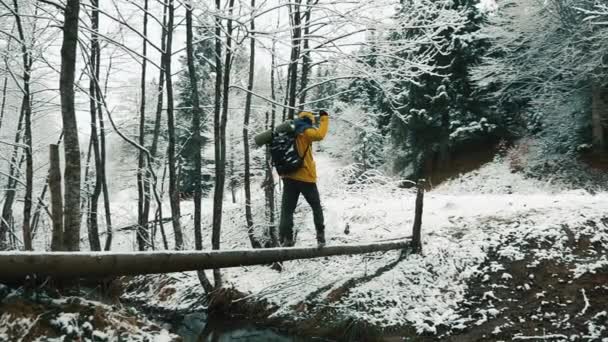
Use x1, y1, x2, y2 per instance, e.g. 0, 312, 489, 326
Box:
0, 287, 179, 341
2, 153, 606, 340
122, 154, 608, 336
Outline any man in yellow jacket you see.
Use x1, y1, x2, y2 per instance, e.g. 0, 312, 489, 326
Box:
279, 110, 329, 248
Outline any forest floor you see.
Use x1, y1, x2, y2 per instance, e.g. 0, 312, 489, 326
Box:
1, 154, 607, 341
121, 155, 608, 341
442, 218, 608, 341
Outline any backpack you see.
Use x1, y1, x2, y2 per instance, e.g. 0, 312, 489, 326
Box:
270, 130, 310, 175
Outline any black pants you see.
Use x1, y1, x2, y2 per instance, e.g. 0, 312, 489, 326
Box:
279, 178, 325, 246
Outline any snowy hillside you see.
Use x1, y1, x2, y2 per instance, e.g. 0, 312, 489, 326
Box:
120, 154, 608, 340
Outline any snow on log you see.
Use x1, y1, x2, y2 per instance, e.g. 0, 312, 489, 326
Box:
0, 240, 410, 279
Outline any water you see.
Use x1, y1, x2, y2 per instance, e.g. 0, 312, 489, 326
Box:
175, 312, 313, 342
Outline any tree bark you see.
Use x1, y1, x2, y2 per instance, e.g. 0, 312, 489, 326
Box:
266, 37, 279, 247
411, 180, 424, 254
186, 1, 203, 252
287, 0, 302, 118
11, 0, 34, 251
87, 0, 102, 251
0, 240, 411, 279
298, 0, 312, 110
80, 137, 93, 227
60, 0, 82, 251
137, 0, 150, 251
147, 0, 169, 250
163, 0, 183, 249
264, 112, 277, 247
243, 0, 260, 249
186, 2, 214, 293
211, 0, 226, 288
31, 133, 64, 239
0, 101, 26, 250
98, 86, 112, 251
0, 76, 7, 133
49, 144, 64, 251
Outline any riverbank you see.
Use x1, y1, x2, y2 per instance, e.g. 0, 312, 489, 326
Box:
118, 157, 608, 340
2, 157, 607, 341
116, 206, 607, 341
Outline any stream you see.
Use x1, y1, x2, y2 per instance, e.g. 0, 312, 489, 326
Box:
169, 312, 314, 342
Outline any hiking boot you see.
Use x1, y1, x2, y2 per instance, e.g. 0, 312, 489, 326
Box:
280, 238, 294, 248
316, 231, 326, 248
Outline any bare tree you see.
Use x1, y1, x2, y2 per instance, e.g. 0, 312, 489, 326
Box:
211, 0, 223, 288
98, 62, 112, 251
242, 0, 261, 249
264, 27, 280, 247
298, 0, 314, 108
87, 0, 102, 251
263, 111, 277, 247
0, 106, 25, 250
287, 0, 302, 118
31, 133, 64, 241
163, 0, 183, 249
0, 75, 7, 132
148, 0, 169, 250
137, 0, 150, 251
60, 0, 82, 251
185, 0, 213, 293
49, 144, 63, 251
4, 0, 35, 250
216, 0, 236, 287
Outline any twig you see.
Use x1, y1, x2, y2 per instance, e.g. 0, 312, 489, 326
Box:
512, 334, 568, 340
578, 288, 590, 316
18, 311, 49, 342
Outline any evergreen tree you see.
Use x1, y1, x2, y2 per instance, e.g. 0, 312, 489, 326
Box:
472, 0, 608, 157
388, 0, 491, 177
313, 67, 338, 110
175, 26, 214, 196
341, 1, 491, 177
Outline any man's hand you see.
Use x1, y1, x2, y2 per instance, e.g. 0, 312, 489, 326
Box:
319, 109, 329, 116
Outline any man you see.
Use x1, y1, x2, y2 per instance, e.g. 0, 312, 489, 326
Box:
279, 110, 329, 248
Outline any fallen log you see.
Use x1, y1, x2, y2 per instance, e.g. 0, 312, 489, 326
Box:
0, 240, 410, 279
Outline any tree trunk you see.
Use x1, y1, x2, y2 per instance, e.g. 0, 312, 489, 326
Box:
137, 0, 150, 251
31, 133, 64, 239
163, 0, 183, 249
98, 98, 112, 251
80, 137, 93, 227
0, 76, 7, 133
264, 112, 277, 247
21, 80, 33, 251
10, 0, 34, 251
266, 37, 279, 247
410, 180, 424, 254
592, 83, 608, 152
298, 0, 312, 109
287, 0, 302, 118
0, 240, 411, 279
87, 0, 102, 251
186, 2, 203, 252
49, 144, 64, 251
243, 0, 260, 249
211, 0, 234, 289
60, 0, 82, 251
95, 53, 113, 251
186, 2, 214, 293
0, 101, 26, 250
147, 0, 169, 250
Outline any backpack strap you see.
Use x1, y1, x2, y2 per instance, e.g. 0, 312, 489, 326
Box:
296, 132, 311, 158
301, 143, 311, 158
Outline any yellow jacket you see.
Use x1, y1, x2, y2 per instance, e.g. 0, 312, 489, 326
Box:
283, 113, 329, 183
